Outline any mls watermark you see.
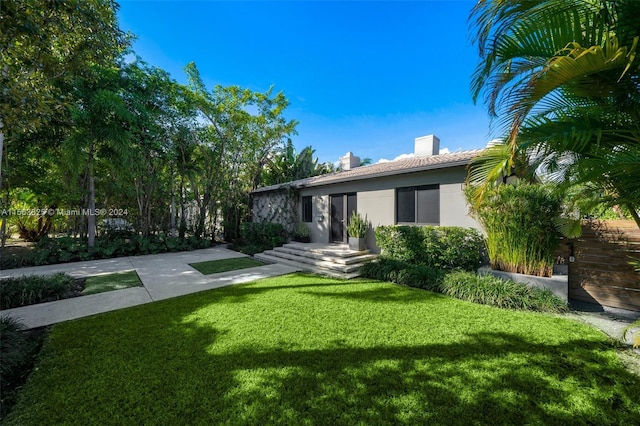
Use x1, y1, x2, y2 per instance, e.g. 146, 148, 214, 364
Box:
1, 208, 129, 217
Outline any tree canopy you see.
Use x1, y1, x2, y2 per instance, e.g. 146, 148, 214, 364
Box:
1, 1, 329, 247
467, 0, 640, 228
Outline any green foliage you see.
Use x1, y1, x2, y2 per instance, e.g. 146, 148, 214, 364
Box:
346, 212, 368, 239
234, 222, 286, 254
622, 318, 640, 349
0, 316, 46, 421
441, 271, 568, 313
469, 0, 640, 228
189, 258, 265, 275
261, 139, 331, 186
82, 271, 142, 296
0, 274, 76, 309
294, 222, 310, 238
17, 235, 211, 268
4, 275, 639, 424
375, 225, 486, 271
361, 260, 567, 313
469, 183, 563, 277
359, 259, 444, 292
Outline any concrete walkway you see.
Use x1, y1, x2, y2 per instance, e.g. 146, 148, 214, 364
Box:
1, 247, 299, 329
1, 249, 638, 351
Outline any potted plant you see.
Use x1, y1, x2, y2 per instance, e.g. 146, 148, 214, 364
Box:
293, 222, 311, 243
346, 211, 368, 251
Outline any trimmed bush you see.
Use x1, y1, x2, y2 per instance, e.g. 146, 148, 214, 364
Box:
375, 225, 486, 271
0, 274, 76, 309
233, 222, 287, 254
442, 271, 568, 313
360, 258, 444, 292
469, 183, 563, 277
22, 234, 212, 268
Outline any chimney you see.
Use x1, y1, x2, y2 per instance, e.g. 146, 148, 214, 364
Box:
339, 152, 360, 171
414, 134, 440, 156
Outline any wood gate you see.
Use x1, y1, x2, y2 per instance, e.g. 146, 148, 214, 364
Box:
559, 220, 640, 311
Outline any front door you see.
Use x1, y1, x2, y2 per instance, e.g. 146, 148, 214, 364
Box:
330, 193, 357, 243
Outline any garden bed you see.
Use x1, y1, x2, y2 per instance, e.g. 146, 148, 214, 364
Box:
478, 266, 569, 302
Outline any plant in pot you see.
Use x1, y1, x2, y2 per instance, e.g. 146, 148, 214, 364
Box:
293, 222, 311, 243
346, 212, 368, 251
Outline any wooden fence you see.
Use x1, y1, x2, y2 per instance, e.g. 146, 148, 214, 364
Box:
557, 220, 640, 311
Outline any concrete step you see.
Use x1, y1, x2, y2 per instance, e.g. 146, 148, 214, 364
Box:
272, 246, 378, 265
282, 243, 371, 258
255, 253, 362, 279
261, 250, 362, 273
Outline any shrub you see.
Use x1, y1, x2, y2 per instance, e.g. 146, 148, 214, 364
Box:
238, 222, 286, 249
0, 316, 46, 420
441, 271, 568, 313
360, 258, 444, 292
361, 261, 567, 313
346, 212, 368, 238
13, 235, 212, 268
375, 225, 486, 271
468, 183, 563, 277
0, 274, 76, 309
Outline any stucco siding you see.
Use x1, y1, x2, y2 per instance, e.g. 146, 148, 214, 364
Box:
290, 165, 481, 251
440, 183, 480, 230
357, 189, 395, 252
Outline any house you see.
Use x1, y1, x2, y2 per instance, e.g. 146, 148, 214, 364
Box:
251, 135, 483, 253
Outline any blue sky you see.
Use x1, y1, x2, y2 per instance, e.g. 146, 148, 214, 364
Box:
117, 0, 492, 164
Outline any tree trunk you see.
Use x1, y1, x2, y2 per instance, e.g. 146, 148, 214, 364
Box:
170, 166, 176, 237
0, 128, 5, 257
87, 163, 96, 249
627, 203, 640, 230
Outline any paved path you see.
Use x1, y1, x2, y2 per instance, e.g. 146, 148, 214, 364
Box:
1, 249, 638, 351
1, 247, 299, 329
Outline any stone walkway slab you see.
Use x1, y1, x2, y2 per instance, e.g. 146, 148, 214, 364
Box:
1, 247, 300, 328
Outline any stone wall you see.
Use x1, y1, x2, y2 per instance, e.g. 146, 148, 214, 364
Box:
251, 190, 298, 233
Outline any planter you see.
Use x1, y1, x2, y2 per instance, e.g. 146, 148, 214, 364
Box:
349, 237, 366, 251
293, 236, 311, 243
478, 266, 568, 302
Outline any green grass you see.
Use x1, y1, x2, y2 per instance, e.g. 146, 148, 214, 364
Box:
81, 271, 142, 295
189, 257, 265, 275
5, 274, 640, 425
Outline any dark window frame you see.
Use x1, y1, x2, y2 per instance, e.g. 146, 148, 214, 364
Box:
301, 196, 312, 222
395, 185, 440, 225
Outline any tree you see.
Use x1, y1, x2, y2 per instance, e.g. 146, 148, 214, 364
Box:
183, 62, 298, 240
62, 63, 134, 248
0, 0, 127, 179
261, 140, 330, 186
468, 0, 640, 227
1, 0, 128, 251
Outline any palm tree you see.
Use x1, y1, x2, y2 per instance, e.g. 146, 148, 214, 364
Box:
262, 140, 330, 186
468, 0, 640, 228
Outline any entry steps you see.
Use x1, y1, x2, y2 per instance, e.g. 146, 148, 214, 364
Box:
255, 242, 378, 279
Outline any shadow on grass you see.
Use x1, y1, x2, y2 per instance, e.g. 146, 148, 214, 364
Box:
181, 331, 639, 425
5, 276, 640, 425
299, 285, 446, 303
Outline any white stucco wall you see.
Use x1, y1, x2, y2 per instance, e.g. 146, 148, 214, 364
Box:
357, 189, 395, 252
439, 183, 477, 229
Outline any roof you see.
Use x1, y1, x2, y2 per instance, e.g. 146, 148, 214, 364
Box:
252, 149, 484, 194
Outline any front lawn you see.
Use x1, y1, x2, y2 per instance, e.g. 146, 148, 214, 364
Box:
81, 270, 143, 295
5, 274, 639, 425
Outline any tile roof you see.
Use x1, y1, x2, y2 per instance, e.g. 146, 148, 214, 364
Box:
252, 149, 484, 194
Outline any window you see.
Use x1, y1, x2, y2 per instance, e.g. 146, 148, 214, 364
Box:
396, 185, 439, 225
302, 196, 312, 222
